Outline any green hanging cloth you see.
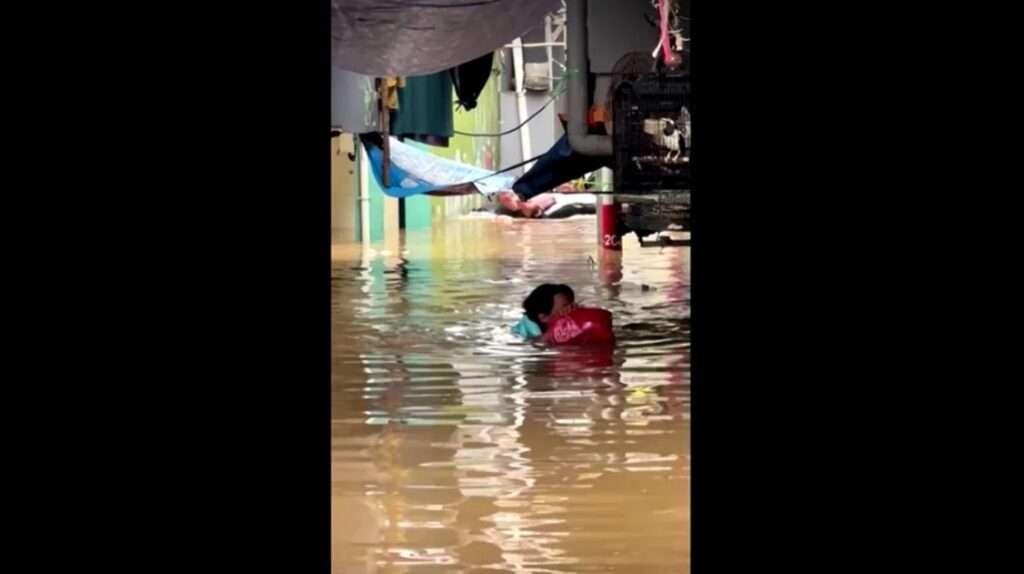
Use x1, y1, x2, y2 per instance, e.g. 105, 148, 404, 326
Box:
390, 71, 454, 147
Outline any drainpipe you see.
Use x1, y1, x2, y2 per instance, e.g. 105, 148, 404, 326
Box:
358, 136, 371, 246
567, 0, 612, 157
511, 37, 535, 172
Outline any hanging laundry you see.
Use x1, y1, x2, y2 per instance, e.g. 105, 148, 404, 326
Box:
450, 51, 495, 111
390, 71, 454, 147
383, 77, 405, 110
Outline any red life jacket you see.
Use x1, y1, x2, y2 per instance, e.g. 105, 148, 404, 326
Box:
546, 308, 615, 345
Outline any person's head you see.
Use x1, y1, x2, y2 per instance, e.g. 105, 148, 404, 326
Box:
523, 283, 575, 330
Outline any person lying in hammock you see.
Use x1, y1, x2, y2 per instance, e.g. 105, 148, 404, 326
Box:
496, 134, 612, 218
491, 182, 599, 220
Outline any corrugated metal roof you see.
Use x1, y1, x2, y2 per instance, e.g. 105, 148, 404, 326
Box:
332, 0, 561, 76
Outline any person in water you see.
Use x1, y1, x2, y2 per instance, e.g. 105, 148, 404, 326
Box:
513, 284, 615, 345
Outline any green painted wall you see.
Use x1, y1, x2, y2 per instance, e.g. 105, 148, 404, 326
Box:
403, 195, 434, 230
368, 168, 385, 242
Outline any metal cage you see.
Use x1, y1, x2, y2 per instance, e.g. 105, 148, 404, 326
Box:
612, 71, 690, 193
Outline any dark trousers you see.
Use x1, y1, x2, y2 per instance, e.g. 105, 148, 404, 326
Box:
511, 134, 612, 200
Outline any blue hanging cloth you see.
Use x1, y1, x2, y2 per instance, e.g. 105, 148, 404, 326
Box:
361, 135, 515, 199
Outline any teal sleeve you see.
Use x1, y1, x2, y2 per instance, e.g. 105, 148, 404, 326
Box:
512, 316, 543, 338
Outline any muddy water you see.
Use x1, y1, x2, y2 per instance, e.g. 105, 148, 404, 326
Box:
332, 217, 690, 573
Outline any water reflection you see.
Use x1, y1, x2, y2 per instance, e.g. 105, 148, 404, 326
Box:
333, 218, 689, 573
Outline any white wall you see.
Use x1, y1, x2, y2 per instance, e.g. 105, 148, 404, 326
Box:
331, 67, 379, 133
498, 90, 564, 176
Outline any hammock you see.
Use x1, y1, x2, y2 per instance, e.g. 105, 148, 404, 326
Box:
362, 136, 515, 198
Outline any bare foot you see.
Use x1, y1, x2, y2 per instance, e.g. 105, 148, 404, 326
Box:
499, 190, 543, 218
497, 190, 522, 212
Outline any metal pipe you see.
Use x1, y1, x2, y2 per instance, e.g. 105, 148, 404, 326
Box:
511, 37, 535, 172
596, 167, 614, 247
358, 138, 371, 246
599, 196, 621, 251
378, 79, 391, 188
502, 41, 566, 49
566, 0, 612, 156
544, 15, 555, 92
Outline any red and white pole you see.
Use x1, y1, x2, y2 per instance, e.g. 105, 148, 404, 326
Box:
596, 168, 621, 251
600, 200, 621, 251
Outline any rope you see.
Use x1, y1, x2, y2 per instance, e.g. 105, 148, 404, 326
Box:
452, 68, 581, 137
454, 87, 564, 137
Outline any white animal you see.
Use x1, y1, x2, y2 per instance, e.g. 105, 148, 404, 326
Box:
679, 106, 691, 151
643, 116, 686, 162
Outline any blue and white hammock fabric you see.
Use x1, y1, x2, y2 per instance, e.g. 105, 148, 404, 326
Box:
363, 136, 515, 199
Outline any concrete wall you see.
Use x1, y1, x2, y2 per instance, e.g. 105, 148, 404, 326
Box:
589, 0, 691, 100
499, 90, 563, 176
588, 0, 663, 111
331, 134, 357, 242
588, 0, 663, 73
496, 19, 566, 176
331, 67, 378, 133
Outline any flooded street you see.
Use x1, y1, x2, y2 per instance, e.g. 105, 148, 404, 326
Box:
332, 216, 690, 573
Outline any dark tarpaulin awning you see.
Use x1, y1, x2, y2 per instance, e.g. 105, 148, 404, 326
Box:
332, 0, 561, 77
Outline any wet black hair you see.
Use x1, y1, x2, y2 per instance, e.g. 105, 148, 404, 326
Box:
522, 284, 575, 330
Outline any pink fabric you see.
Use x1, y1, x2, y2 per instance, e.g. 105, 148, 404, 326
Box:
659, 0, 672, 65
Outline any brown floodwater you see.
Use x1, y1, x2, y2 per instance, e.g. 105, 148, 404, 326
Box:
332, 216, 690, 573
